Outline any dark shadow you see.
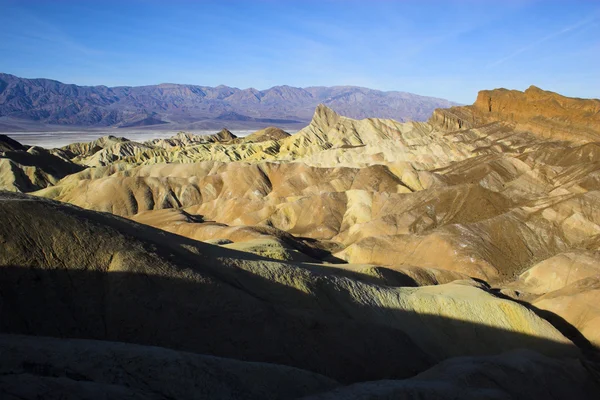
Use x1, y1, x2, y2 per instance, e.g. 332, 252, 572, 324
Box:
178, 209, 205, 223
0, 134, 26, 152
0, 192, 598, 386
2, 148, 84, 177
468, 277, 492, 288
292, 236, 347, 263
298, 262, 420, 288
0, 147, 84, 192
1, 264, 598, 385
154, 217, 346, 263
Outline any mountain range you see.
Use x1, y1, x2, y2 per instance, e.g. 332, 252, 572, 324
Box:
0, 72, 459, 131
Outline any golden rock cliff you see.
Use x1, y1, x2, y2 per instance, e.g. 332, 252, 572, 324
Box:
430, 86, 600, 142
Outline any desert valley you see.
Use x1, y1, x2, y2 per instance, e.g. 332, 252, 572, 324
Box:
1, 82, 600, 399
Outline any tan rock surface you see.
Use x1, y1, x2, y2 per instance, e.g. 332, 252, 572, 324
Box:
60, 135, 129, 159
238, 126, 290, 143
130, 209, 331, 259
0, 192, 430, 383
533, 277, 600, 348
513, 251, 600, 295
0, 193, 581, 384
0, 141, 83, 192
147, 129, 238, 149
21, 92, 600, 284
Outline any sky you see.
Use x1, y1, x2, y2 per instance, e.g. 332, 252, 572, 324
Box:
0, 0, 599, 103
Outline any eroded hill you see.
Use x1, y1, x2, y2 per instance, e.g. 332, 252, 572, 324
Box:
1, 87, 600, 399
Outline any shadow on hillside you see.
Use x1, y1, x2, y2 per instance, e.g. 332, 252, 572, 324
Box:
299, 262, 421, 287
1, 265, 598, 385
292, 236, 347, 264
490, 288, 597, 358
3, 148, 84, 176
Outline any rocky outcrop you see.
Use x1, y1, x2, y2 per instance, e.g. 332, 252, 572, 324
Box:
430, 86, 600, 142
60, 135, 130, 159
0, 142, 83, 192
512, 251, 600, 295
239, 126, 290, 143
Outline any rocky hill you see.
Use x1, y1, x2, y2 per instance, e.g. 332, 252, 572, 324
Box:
0, 73, 459, 130
2, 87, 600, 399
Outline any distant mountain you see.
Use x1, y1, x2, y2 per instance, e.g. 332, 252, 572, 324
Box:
0, 73, 459, 130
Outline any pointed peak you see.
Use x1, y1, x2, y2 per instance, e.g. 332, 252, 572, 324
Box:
242, 127, 290, 143
525, 85, 545, 94
315, 103, 338, 115
309, 104, 342, 131
314, 103, 340, 120
215, 128, 237, 141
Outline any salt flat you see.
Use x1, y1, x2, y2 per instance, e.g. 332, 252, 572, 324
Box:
4, 129, 276, 148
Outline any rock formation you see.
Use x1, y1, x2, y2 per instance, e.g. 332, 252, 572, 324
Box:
0, 135, 83, 192
430, 86, 600, 142
238, 126, 290, 143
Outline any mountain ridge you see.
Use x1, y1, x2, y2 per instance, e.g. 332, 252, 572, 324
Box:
0, 72, 460, 130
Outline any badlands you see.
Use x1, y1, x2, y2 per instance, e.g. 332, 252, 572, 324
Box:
1, 86, 600, 399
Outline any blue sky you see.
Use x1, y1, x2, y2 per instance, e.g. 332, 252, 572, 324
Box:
1, 0, 598, 103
